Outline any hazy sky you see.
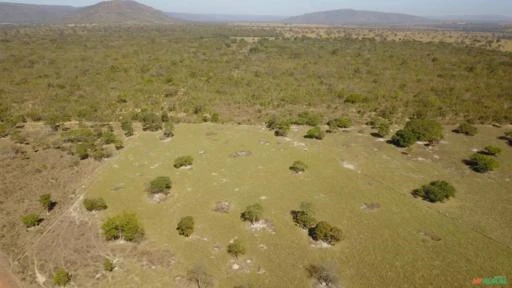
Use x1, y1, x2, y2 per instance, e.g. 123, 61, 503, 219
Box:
8, 0, 512, 16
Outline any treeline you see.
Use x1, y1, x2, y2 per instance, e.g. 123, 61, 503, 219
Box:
0, 25, 511, 135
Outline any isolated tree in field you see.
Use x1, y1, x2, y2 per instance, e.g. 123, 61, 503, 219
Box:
391, 129, 417, 147
240, 203, 263, 224
21, 213, 42, 228
481, 146, 501, 156
289, 160, 308, 173
468, 153, 499, 173
39, 193, 55, 212
177, 216, 194, 237
403, 119, 444, 143
454, 122, 477, 136
174, 156, 193, 168
413, 180, 456, 203
101, 212, 145, 242
308, 221, 343, 245
227, 239, 246, 259
186, 265, 214, 288
83, 197, 108, 211
305, 127, 325, 140
53, 268, 71, 287
149, 176, 172, 194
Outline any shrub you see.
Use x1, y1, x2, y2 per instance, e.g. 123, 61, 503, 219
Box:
149, 176, 172, 194
187, 266, 214, 288
308, 221, 343, 245
177, 216, 194, 237
376, 121, 391, 137
211, 112, 220, 123
75, 143, 90, 160
327, 117, 352, 130
83, 197, 108, 211
114, 140, 124, 150
102, 131, 117, 145
391, 129, 417, 147
413, 180, 456, 202
121, 120, 134, 137
101, 212, 145, 242
455, 122, 477, 136
293, 112, 322, 126
305, 264, 339, 287
62, 128, 96, 144
481, 146, 501, 156
22, 213, 42, 228
291, 210, 317, 229
227, 239, 246, 259
103, 258, 114, 272
139, 112, 162, 131
289, 160, 308, 173
174, 156, 193, 168
304, 127, 325, 140
53, 268, 71, 287
469, 153, 499, 173
91, 146, 111, 161
240, 203, 263, 224
39, 194, 55, 212
403, 119, 444, 143
163, 122, 174, 138
267, 117, 291, 137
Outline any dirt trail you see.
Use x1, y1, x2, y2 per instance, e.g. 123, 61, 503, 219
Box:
0, 252, 21, 288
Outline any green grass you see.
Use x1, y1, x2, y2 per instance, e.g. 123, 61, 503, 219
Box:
86, 123, 512, 287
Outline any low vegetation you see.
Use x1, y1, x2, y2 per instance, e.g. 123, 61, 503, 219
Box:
101, 212, 145, 242
176, 216, 194, 237
53, 268, 71, 287
174, 156, 193, 168
83, 197, 108, 211
413, 181, 456, 203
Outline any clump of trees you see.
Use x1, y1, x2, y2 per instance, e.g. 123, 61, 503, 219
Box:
289, 161, 308, 173
174, 156, 193, 168
240, 203, 263, 224
83, 197, 108, 211
391, 119, 443, 147
177, 216, 194, 237
305, 127, 325, 140
468, 153, 500, 173
101, 212, 145, 242
308, 221, 343, 245
53, 268, 71, 287
227, 239, 246, 259
412, 180, 456, 202
149, 176, 172, 195
454, 122, 477, 136
21, 213, 42, 228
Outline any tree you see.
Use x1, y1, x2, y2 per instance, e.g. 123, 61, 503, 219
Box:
308, 221, 343, 245
22, 213, 42, 228
240, 203, 263, 224
403, 119, 443, 143
468, 153, 499, 173
101, 212, 145, 242
305, 127, 325, 140
391, 129, 417, 147
412, 180, 456, 203
481, 146, 501, 156
53, 268, 71, 287
227, 239, 246, 259
177, 216, 194, 237
291, 202, 317, 229
454, 122, 477, 136
39, 193, 55, 212
186, 265, 214, 288
149, 176, 172, 194
289, 161, 308, 173
83, 197, 108, 211
174, 156, 193, 168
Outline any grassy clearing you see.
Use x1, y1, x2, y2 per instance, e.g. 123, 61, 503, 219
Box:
85, 123, 512, 287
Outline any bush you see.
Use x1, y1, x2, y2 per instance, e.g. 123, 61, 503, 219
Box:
149, 176, 172, 194
308, 221, 343, 245
211, 112, 220, 123
455, 122, 477, 136
102, 131, 117, 145
267, 117, 291, 137
101, 212, 145, 242
391, 129, 417, 147
186, 266, 214, 288
293, 112, 322, 126
62, 128, 96, 144
327, 117, 352, 130
481, 146, 501, 156
469, 153, 500, 173
163, 121, 174, 138
139, 112, 162, 131
305, 264, 339, 287
403, 119, 444, 143
39, 194, 55, 212
376, 121, 391, 137
289, 160, 308, 173
75, 143, 90, 160
83, 197, 108, 211
304, 127, 325, 140
291, 210, 317, 229
22, 213, 42, 228
227, 239, 246, 259
103, 258, 114, 272
413, 180, 456, 202
240, 203, 263, 224
53, 268, 71, 287
91, 146, 111, 161
121, 120, 134, 137
174, 156, 193, 168
177, 216, 194, 237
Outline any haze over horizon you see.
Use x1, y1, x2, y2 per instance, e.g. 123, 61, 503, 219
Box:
2, 0, 512, 17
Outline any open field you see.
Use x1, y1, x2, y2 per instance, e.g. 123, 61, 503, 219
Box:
72, 123, 512, 287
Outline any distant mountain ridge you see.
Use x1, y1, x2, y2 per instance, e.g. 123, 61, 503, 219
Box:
434, 15, 512, 24
168, 12, 284, 23
0, 2, 75, 23
284, 9, 437, 26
